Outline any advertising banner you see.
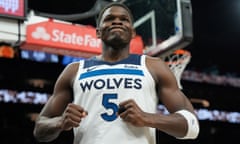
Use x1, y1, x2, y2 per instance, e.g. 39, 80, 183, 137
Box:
0, 0, 27, 20
22, 19, 143, 57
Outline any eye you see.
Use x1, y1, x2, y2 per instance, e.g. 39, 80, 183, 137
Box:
121, 17, 130, 22
104, 16, 114, 22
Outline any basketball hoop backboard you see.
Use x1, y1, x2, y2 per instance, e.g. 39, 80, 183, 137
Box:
127, 0, 193, 58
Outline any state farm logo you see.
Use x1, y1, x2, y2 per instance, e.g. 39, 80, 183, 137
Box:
31, 26, 101, 48
32, 26, 51, 40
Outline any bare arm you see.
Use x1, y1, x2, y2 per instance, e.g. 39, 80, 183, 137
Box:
118, 56, 199, 139
146, 56, 198, 138
33, 62, 87, 142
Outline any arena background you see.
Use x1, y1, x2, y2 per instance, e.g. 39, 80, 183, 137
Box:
0, 0, 240, 144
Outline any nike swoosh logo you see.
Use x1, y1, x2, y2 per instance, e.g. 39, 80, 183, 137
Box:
86, 66, 98, 72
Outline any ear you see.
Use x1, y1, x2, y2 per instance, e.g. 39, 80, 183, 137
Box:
96, 28, 101, 38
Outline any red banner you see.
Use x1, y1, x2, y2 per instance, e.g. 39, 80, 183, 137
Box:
0, 0, 26, 19
21, 20, 143, 57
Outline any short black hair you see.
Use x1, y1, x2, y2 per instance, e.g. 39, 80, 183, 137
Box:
96, 2, 134, 27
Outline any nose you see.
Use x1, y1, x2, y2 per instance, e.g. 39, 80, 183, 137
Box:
112, 18, 123, 25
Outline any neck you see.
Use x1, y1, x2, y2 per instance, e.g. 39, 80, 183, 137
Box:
99, 43, 130, 62
98, 50, 129, 63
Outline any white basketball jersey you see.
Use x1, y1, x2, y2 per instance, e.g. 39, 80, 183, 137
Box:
73, 54, 158, 144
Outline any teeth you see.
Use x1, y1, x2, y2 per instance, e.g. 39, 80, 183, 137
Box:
111, 27, 123, 31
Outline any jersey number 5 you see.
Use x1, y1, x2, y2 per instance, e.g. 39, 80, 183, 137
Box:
101, 93, 118, 121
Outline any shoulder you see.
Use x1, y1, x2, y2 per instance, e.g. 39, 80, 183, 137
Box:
64, 61, 80, 72
144, 55, 172, 82
145, 55, 167, 67
58, 61, 82, 84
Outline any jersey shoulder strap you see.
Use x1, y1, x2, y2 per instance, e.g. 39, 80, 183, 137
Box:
82, 54, 142, 68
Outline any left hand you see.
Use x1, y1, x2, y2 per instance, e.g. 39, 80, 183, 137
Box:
118, 99, 149, 127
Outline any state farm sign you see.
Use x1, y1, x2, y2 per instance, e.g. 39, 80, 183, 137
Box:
32, 26, 101, 48
21, 20, 143, 57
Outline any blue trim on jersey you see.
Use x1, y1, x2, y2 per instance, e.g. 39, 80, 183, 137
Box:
84, 54, 141, 68
79, 68, 144, 80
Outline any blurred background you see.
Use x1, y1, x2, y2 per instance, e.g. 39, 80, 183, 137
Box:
0, 0, 240, 144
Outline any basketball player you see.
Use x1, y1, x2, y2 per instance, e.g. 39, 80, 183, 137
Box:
33, 2, 199, 144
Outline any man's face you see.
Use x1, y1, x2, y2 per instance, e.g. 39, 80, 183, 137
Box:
97, 6, 135, 46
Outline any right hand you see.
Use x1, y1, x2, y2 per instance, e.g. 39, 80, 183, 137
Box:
59, 103, 88, 131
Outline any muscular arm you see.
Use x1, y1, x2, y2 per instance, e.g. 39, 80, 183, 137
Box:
145, 56, 198, 138
33, 62, 87, 142
117, 56, 199, 139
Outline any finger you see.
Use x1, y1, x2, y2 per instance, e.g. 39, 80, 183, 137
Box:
119, 99, 134, 106
118, 106, 127, 114
68, 114, 82, 123
63, 117, 80, 130
68, 103, 85, 112
123, 115, 129, 121
81, 111, 88, 117
67, 104, 88, 118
